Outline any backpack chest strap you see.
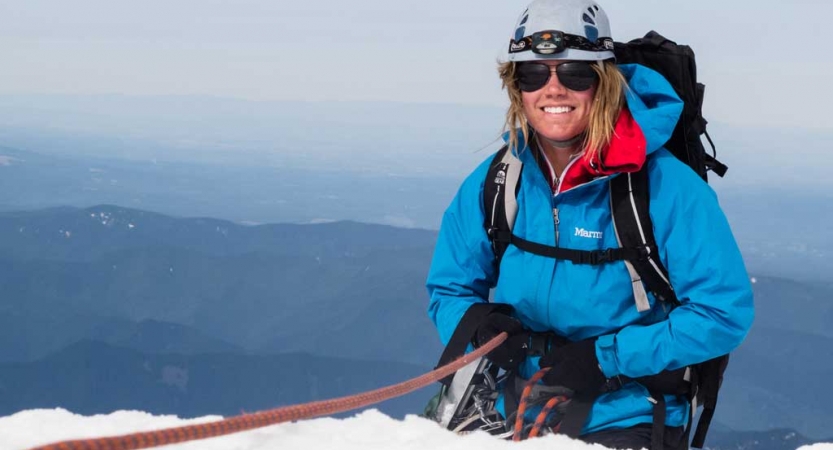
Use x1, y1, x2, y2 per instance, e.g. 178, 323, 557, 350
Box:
505, 233, 652, 266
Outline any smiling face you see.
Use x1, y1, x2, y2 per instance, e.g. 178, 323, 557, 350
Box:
521, 60, 597, 144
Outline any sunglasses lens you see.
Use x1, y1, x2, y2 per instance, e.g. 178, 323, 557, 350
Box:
516, 64, 551, 92
556, 62, 598, 91
515, 62, 598, 92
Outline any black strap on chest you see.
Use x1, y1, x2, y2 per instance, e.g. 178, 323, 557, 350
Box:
609, 168, 680, 305
506, 233, 649, 265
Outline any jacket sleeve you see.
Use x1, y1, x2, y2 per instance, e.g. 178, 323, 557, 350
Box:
427, 160, 499, 345
596, 153, 755, 378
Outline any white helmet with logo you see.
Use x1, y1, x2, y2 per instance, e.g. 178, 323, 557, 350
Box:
505, 0, 615, 62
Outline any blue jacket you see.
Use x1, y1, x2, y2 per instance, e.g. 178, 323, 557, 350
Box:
426, 64, 754, 434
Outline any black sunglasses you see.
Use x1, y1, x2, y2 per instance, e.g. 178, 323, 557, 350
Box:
516, 61, 599, 92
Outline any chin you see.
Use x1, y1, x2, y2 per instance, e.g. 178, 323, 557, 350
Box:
536, 128, 583, 142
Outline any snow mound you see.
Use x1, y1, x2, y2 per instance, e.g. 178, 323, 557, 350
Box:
1, 408, 607, 450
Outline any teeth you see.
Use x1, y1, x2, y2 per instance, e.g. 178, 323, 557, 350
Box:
543, 106, 573, 114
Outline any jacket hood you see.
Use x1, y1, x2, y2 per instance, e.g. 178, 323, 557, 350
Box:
619, 63, 684, 156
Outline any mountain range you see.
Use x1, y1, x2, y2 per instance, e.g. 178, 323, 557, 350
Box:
0, 205, 442, 365
2, 139, 831, 282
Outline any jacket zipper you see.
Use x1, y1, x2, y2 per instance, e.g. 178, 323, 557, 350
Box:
551, 157, 580, 247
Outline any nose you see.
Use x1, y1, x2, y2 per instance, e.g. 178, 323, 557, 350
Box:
544, 66, 568, 95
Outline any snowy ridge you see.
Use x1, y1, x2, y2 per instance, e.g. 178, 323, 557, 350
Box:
3, 409, 832, 450
4, 409, 596, 450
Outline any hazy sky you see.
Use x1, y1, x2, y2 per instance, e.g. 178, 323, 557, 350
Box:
1, 0, 830, 131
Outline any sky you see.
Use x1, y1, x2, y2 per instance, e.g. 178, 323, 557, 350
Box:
1, 0, 831, 131
3, 409, 832, 450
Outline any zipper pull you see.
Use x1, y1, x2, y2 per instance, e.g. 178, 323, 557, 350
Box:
553, 207, 560, 246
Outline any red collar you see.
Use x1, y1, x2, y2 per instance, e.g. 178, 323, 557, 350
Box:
545, 108, 647, 193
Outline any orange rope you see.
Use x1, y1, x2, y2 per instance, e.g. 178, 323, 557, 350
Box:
528, 394, 568, 438
512, 367, 550, 442
26, 333, 507, 450
511, 367, 571, 441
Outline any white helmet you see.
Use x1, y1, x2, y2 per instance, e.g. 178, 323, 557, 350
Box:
505, 0, 615, 62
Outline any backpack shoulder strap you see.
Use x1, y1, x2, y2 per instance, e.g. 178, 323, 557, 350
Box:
609, 166, 680, 308
483, 145, 523, 270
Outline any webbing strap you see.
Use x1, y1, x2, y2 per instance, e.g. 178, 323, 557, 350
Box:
649, 390, 668, 450
690, 354, 728, 448
691, 404, 716, 448
499, 231, 649, 265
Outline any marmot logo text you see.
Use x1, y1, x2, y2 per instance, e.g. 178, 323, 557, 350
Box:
575, 227, 603, 239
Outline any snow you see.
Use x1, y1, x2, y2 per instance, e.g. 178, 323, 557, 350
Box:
1, 408, 830, 450
2, 408, 605, 450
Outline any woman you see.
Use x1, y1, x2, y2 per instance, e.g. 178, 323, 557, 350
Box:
426, 0, 754, 449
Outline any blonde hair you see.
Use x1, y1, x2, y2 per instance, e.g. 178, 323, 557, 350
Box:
498, 60, 627, 162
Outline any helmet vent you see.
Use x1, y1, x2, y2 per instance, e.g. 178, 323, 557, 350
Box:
587, 6, 596, 17
583, 13, 596, 25
514, 9, 529, 41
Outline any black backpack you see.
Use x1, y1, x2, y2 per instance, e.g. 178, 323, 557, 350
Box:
615, 30, 727, 181
481, 31, 728, 450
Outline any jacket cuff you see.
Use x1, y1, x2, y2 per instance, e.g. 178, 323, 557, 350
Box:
595, 333, 619, 378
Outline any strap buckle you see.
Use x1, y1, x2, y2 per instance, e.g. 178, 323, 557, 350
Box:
527, 332, 554, 357
589, 248, 614, 265
486, 227, 497, 238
